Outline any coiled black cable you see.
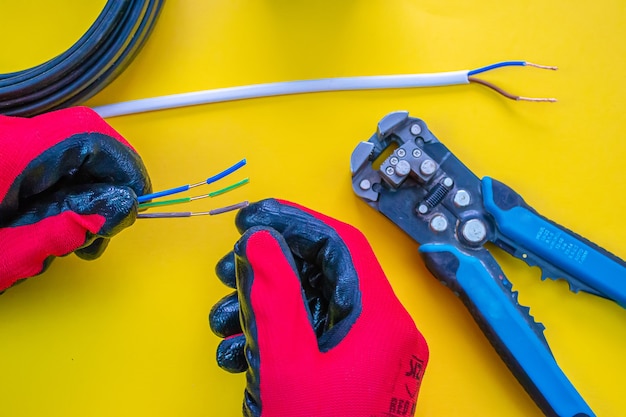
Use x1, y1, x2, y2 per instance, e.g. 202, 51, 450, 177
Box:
0, 0, 165, 117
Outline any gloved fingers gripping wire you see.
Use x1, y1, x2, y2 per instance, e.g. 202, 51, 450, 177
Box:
0, 106, 152, 291
93, 60, 558, 118
136, 159, 249, 219
0, 106, 247, 291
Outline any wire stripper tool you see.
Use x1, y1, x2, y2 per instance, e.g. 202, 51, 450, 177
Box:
350, 111, 626, 417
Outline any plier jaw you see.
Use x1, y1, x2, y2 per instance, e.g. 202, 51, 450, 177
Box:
351, 111, 626, 417
351, 111, 492, 248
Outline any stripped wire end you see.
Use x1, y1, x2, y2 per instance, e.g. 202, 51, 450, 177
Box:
468, 77, 557, 103
518, 96, 558, 103
138, 178, 249, 210
524, 62, 558, 71
137, 201, 249, 219
468, 60, 558, 75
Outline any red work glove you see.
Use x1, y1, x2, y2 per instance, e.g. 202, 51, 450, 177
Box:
210, 199, 429, 417
0, 107, 151, 292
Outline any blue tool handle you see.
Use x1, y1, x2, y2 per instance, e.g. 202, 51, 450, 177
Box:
482, 177, 626, 308
419, 244, 595, 417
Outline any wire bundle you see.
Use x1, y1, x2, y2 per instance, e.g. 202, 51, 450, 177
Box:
0, 0, 164, 117
467, 61, 557, 102
137, 159, 249, 219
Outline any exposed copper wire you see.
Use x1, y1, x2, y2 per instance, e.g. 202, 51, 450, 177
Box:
524, 62, 558, 71
137, 201, 249, 218
468, 77, 557, 102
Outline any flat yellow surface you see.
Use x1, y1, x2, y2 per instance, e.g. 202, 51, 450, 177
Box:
1, 1, 625, 416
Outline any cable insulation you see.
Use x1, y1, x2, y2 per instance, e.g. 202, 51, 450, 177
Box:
93, 71, 470, 118
93, 60, 558, 118
0, 0, 164, 116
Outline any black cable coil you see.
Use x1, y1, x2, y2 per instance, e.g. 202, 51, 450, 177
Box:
0, 0, 165, 117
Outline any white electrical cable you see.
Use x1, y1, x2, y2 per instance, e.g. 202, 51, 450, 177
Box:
92, 70, 469, 118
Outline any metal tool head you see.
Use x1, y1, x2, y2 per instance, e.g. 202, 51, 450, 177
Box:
350, 111, 492, 248
351, 112, 440, 203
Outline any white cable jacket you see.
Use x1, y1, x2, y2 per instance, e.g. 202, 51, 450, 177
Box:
93, 70, 469, 118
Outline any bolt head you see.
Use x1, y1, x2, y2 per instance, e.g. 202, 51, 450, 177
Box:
462, 219, 487, 243
430, 214, 448, 232
395, 160, 411, 176
453, 190, 471, 207
359, 179, 371, 190
420, 159, 437, 176
410, 124, 422, 135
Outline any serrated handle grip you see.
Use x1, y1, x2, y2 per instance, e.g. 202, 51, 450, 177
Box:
419, 244, 595, 417
482, 177, 626, 308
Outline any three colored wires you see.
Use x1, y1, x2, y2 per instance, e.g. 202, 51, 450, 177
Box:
137, 159, 249, 219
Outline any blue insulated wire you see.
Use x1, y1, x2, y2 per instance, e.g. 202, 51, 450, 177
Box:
206, 158, 246, 184
137, 158, 247, 203
137, 185, 190, 203
468, 61, 527, 76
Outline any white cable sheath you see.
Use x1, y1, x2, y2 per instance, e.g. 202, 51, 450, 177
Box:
93, 70, 470, 118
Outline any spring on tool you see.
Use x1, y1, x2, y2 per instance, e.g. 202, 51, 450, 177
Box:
423, 182, 450, 209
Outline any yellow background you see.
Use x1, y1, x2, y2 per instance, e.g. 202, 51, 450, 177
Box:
1, 1, 625, 416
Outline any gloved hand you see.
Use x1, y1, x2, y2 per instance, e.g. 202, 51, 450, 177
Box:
0, 106, 151, 292
210, 199, 429, 417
